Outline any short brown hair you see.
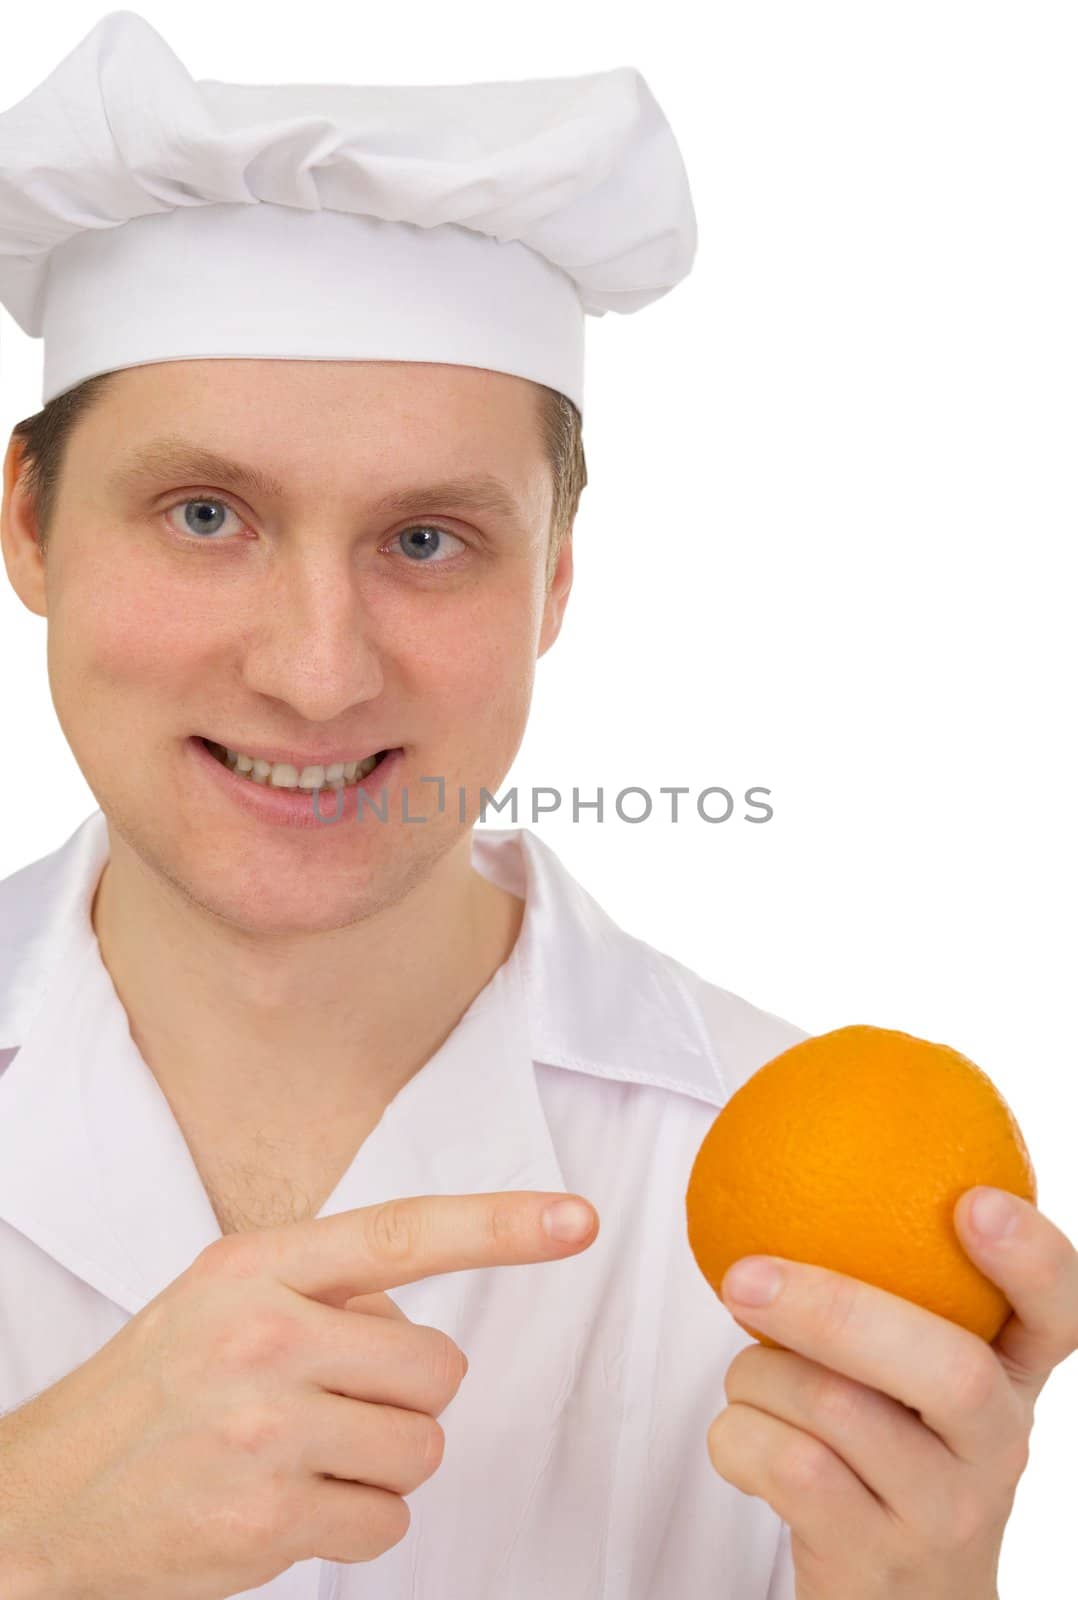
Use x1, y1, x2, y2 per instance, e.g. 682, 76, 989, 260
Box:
10, 370, 587, 586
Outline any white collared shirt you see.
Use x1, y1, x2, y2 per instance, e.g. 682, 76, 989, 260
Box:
0, 811, 806, 1599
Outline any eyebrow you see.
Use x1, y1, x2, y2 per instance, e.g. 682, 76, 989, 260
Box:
106, 437, 527, 529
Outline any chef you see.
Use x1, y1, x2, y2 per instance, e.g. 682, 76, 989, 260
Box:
0, 11, 802, 1596
4, 12, 1073, 1600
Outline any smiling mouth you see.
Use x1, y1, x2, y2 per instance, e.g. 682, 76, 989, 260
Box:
199, 737, 393, 791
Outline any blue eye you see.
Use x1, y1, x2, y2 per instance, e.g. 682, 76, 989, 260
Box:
393, 524, 466, 564
164, 497, 241, 539
162, 499, 468, 566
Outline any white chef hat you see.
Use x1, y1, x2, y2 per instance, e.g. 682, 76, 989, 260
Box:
0, 9, 698, 415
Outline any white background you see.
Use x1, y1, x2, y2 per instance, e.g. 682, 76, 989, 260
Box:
1, 4, 1075, 1594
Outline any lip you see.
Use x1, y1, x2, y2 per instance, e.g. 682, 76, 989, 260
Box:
187, 735, 404, 830
201, 737, 393, 771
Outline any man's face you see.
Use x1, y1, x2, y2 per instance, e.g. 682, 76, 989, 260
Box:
2, 358, 571, 934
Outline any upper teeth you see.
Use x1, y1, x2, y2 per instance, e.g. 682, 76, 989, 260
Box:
211, 742, 384, 790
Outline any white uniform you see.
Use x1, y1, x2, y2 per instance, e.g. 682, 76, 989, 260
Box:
0, 811, 805, 1599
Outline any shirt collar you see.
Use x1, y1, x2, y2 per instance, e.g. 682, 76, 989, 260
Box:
0, 810, 729, 1102
0, 811, 729, 1314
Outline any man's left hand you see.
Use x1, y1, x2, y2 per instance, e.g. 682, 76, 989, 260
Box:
706, 1187, 1078, 1598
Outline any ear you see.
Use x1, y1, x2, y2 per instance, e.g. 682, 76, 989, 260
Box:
537, 530, 573, 658
1, 432, 49, 618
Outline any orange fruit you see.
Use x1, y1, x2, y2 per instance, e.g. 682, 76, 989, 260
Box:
685, 1024, 1037, 1348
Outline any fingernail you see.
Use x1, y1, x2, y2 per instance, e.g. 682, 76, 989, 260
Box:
971, 1188, 1020, 1241
724, 1258, 783, 1306
543, 1199, 594, 1243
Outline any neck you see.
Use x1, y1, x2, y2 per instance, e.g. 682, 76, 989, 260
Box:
90, 822, 525, 1133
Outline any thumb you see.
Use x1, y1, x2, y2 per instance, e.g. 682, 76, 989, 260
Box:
342, 1289, 408, 1320
954, 1187, 1078, 1395
342, 1289, 469, 1375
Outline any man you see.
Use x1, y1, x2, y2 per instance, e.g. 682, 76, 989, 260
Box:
0, 347, 813, 1599
1, 12, 1075, 1600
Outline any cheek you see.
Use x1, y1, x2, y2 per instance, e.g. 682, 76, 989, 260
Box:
46, 545, 210, 706
420, 607, 537, 730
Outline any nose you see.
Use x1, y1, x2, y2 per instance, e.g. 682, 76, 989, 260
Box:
239, 550, 386, 723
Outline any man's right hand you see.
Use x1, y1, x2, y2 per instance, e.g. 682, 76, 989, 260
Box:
0, 1190, 598, 1599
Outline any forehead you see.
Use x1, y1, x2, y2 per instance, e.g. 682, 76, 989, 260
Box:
89, 361, 546, 476
86, 358, 551, 521
96, 356, 540, 431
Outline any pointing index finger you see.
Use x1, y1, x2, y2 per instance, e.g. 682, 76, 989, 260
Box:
234, 1191, 599, 1307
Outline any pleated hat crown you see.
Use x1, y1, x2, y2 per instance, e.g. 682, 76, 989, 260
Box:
0, 9, 698, 411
